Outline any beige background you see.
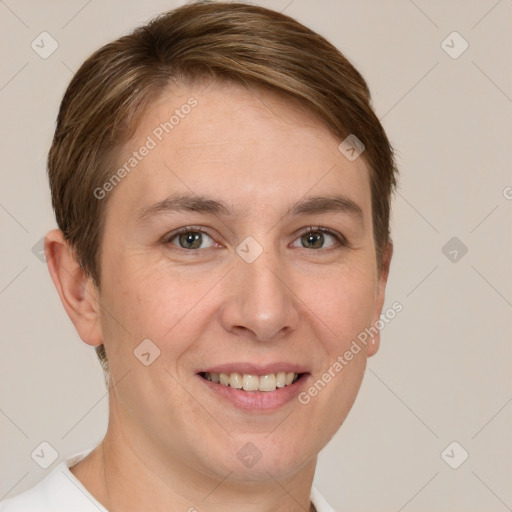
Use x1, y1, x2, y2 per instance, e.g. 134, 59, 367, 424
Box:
1, 0, 511, 510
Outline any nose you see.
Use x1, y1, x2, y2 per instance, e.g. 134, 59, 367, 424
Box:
220, 248, 300, 342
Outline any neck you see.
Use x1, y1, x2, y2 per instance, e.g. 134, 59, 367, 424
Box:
70, 411, 317, 512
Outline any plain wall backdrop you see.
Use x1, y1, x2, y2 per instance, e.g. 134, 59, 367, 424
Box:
1, 1, 511, 510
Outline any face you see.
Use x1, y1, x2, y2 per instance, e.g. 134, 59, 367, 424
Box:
91, 80, 390, 482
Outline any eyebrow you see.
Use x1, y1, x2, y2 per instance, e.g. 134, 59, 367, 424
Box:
136, 192, 364, 226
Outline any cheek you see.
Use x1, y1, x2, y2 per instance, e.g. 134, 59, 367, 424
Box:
102, 248, 174, 324
296, 269, 376, 440
101, 243, 378, 354
99, 252, 216, 362
310, 264, 377, 349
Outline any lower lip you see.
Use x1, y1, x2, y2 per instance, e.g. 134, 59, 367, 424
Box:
197, 374, 309, 412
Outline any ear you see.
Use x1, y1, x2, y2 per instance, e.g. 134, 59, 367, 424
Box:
44, 229, 103, 347
367, 241, 393, 357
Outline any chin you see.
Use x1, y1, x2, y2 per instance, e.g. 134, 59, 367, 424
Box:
202, 431, 320, 483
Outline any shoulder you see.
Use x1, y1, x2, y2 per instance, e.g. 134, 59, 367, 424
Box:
1, 453, 332, 512
311, 485, 337, 512
0, 464, 64, 511
0, 449, 106, 512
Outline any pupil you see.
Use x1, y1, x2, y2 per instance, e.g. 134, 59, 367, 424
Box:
304, 232, 323, 249
180, 232, 201, 249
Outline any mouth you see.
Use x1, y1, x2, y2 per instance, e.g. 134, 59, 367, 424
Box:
196, 365, 310, 411
199, 371, 304, 392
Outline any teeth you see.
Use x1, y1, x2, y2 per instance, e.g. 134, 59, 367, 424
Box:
229, 372, 243, 389
259, 374, 277, 391
204, 372, 301, 392
243, 374, 259, 391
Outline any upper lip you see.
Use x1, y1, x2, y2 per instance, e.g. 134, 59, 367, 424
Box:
198, 362, 309, 376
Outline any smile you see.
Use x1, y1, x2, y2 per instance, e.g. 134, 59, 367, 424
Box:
200, 371, 302, 392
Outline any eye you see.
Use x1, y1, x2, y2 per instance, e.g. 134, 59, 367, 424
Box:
163, 226, 346, 252
291, 227, 345, 250
165, 228, 217, 250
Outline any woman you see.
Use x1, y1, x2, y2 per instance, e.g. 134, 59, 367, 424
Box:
1, 2, 397, 510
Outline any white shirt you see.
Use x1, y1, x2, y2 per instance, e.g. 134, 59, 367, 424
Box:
0, 448, 335, 512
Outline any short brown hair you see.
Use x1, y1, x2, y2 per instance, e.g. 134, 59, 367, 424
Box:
48, 1, 398, 373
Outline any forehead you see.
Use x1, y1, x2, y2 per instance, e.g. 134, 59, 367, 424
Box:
106, 80, 372, 221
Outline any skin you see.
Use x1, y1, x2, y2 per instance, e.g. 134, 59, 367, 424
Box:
45, 80, 392, 512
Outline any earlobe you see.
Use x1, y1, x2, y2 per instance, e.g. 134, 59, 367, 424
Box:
367, 241, 393, 358
367, 336, 380, 357
44, 229, 103, 347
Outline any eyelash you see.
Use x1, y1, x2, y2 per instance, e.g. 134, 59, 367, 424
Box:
162, 225, 348, 252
